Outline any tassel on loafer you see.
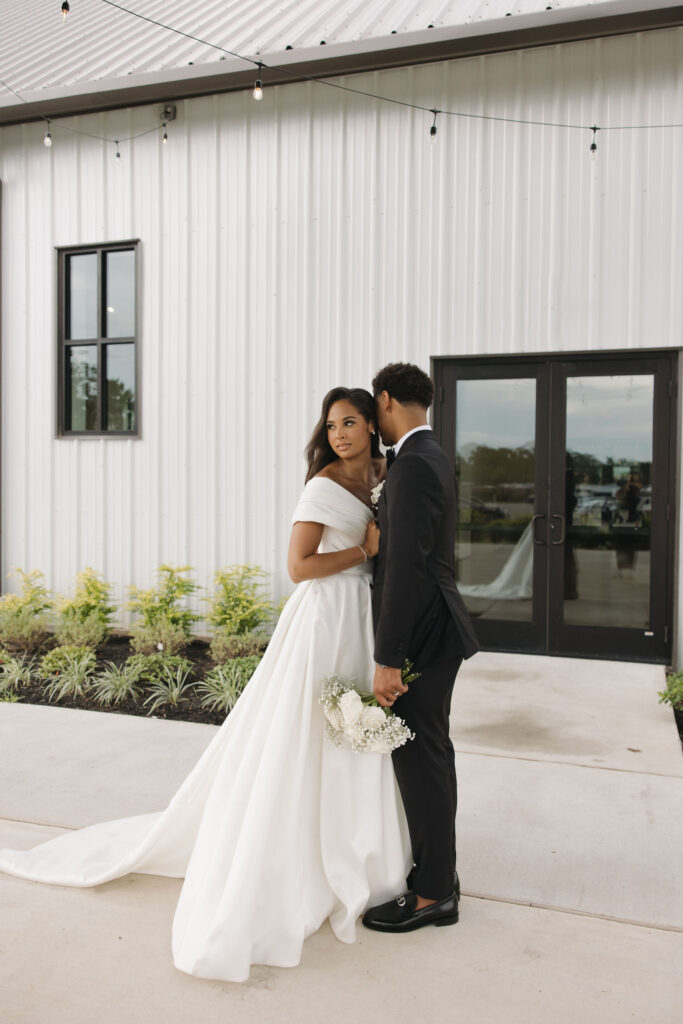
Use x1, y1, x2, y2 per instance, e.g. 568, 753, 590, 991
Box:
362, 890, 459, 933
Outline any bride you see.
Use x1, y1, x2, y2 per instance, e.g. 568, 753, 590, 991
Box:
0, 387, 412, 983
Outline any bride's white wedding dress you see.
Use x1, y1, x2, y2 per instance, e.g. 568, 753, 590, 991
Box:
0, 477, 411, 982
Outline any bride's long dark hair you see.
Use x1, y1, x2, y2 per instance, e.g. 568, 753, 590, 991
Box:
305, 387, 382, 483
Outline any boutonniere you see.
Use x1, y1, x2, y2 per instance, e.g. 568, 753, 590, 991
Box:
370, 481, 385, 507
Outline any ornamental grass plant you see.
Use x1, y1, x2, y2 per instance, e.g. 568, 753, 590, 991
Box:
92, 660, 144, 707
41, 647, 97, 702
197, 656, 261, 713
0, 651, 35, 693
143, 663, 194, 714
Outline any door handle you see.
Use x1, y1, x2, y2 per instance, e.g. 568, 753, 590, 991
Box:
551, 513, 566, 545
531, 513, 547, 545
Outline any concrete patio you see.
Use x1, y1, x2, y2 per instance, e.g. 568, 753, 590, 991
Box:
1, 652, 682, 1023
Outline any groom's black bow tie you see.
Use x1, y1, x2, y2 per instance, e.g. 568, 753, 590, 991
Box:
385, 447, 396, 469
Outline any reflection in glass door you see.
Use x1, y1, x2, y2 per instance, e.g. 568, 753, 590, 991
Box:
436, 353, 675, 663
562, 376, 653, 630
455, 378, 537, 623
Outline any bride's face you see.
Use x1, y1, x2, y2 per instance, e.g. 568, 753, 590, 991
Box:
326, 400, 373, 461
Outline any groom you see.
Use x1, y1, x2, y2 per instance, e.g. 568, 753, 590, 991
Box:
363, 362, 480, 933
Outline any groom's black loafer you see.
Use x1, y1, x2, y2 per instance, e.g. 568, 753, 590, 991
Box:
362, 890, 459, 933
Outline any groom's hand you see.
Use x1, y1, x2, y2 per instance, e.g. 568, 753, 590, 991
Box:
373, 665, 408, 707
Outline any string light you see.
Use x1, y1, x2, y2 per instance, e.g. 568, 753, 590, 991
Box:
61, 1, 70, 21
162, 123, 168, 144
43, 120, 53, 147
253, 64, 264, 101
590, 126, 600, 160
430, 109, 439, 140
115, 140, 121, 159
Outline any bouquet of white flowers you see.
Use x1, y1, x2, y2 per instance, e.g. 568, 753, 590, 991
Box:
319, 669, 416, 754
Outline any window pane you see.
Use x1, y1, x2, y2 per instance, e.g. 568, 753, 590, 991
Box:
105, 344, 136, 431
67, 253, 98, 340
563, 375, 653, 629
455, 378, 536, 622
67, 346, 98, 430
105, 250, 135, 338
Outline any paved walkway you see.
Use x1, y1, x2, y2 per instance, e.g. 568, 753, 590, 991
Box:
1, 653, 682, 1023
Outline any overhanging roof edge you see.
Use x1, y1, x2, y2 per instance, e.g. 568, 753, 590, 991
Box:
1, 3, 682, 128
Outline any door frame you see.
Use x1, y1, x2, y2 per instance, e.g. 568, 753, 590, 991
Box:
432, 348, 679, 664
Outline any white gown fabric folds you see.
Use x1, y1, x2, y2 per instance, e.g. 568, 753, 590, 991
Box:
0, 478, 411, 982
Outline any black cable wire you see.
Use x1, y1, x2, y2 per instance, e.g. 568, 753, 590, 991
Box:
97, 0, 683, 133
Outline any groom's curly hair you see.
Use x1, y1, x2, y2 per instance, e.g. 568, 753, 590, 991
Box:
372, 362, 434, 409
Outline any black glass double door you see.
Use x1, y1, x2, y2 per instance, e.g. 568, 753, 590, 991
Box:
434, 352, 677, 663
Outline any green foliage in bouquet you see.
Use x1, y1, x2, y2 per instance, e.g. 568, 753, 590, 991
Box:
39, 645, 97, 702
0, 569, 52, 653
54, 568, 116, 649
197, 656, 261, 713
92, 660, 144, 706
205, 566, 275, 638
658, 672, 683, 710
209, 631, 268, 666
143, 663, 194, 714
127, 565, 200, 655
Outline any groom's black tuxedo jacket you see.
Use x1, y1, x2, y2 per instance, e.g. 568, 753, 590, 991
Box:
373, 430, 480, 670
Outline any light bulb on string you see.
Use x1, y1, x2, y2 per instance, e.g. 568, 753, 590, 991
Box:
43, 121, 52, 148
115, 140, 121, 160
430, 109, 439, 140
61, 1, 70, 21
162, 123, 168, 144
253, 64, 264, 101
589, 125, 599, 161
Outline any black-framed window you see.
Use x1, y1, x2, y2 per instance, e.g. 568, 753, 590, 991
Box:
57, 241, 139, 436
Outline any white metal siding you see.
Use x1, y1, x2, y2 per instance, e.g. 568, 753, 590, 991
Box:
0, 28, 681, 635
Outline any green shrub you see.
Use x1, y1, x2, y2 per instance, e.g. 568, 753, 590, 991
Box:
0, 652, 35, 692
196, 656, 261, 714
143, 663, 194, 714
92, 661, 144, 706
0, 570, 52, 653
209, 631, 268, 665
55, 568, 116, 648
204, 566, 274, 638
41, 647, 97, 702
127, 652, 192, 686
0, 691, 20, 703
658, 672, 683, 711
127, 565, 200, 655
130, 619, 190, 657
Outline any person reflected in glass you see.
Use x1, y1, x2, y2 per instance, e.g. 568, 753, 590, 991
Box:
614, 471, 642, 574
564, 452, 578, 600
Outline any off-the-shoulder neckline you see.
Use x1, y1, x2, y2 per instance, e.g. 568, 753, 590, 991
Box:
309, 474, 374, 513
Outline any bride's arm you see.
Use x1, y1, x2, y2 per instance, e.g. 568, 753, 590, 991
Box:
288, 520, 379, 583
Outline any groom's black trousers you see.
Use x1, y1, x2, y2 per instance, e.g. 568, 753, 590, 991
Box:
391, 655, 463, 901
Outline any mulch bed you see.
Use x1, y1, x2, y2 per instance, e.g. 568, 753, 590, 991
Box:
6, 634, 228, 727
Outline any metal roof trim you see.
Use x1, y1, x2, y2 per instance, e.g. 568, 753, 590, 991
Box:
1, 1, 682, 127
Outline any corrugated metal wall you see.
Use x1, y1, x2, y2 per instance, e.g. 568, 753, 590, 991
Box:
1, 27, 682, 631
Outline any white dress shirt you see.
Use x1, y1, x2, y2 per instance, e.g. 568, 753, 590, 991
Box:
393, 424, 432, 456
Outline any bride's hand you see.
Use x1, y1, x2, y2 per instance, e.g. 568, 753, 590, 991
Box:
362, 520, 380, 559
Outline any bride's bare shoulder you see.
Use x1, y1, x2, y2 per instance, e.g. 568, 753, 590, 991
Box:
314, 465, 339, 482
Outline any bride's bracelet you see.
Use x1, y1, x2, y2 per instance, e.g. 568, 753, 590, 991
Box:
358, 544, 369, 562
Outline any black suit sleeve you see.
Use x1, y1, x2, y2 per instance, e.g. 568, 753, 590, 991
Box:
374, 454, 444, 668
